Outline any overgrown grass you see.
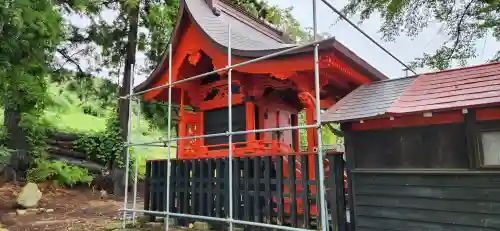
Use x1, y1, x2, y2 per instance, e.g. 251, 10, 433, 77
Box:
53, 80, 176, 164
1, 77, 176, 166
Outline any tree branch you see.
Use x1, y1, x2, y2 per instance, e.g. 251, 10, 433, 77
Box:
57, 48, 88, 77
449, 0, 476, 60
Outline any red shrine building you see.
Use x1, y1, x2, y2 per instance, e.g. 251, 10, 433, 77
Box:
136, 0, 385, 219
136, 0, 385, 158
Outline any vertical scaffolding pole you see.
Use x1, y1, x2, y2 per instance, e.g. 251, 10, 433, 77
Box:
165, 43, 173, 231
227, 24, 234, 231
312, 0, 328, 231
122, 64, 135, 228
132, 98, 141, 221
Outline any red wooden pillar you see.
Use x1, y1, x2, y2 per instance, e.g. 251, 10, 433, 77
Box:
306, 106, 317, 179
245, 101, 256, 142
178, 89, 186, 159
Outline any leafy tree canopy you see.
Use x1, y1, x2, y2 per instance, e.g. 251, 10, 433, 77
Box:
343, 0, 500, 70
0, 0, 63, 113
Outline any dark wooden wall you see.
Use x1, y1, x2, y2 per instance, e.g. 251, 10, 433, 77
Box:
351, 171, 500, 231
352, 123, 469, 169
203, 104, 247, 145
344, 122, 500, 231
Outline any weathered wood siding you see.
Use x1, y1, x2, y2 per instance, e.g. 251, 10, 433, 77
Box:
352, 123, 469, 169
345, 122, 500, 230
351, 171, 500, 231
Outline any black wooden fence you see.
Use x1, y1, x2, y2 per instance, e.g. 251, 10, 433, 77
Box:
144, 153, 346, 231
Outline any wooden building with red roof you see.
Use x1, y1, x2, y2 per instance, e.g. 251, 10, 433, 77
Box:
322, 62, 500, 230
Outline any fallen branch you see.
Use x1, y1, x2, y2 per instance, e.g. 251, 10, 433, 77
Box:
47, 139, 75, 148
48, 154, 104, 173
48, 146, 87, 159
50, 132, 82, 142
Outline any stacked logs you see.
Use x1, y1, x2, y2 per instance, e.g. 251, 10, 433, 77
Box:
47, 132, 105, 174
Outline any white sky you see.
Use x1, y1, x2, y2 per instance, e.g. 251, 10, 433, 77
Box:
266, 0, 500, 78
65, 0, 500, 85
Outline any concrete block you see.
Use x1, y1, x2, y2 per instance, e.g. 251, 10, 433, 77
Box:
193, 221, 211, 231
165, 218, 177, 227
143, 222, 164, 231
232, 227, 245, 231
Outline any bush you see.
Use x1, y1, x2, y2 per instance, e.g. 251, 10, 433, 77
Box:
27, 160, 93, 187
73, 114, 125, 168
82, 104, 101, 117
0, 146, 12, 167
0, 126, 8, 146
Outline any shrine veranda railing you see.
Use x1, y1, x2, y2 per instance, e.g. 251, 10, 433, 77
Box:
143, 154, 347, 231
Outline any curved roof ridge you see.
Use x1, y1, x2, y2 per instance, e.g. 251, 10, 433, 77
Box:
185, 0, 294, 52
217, 0, 289, 42
135, 0, 387, 92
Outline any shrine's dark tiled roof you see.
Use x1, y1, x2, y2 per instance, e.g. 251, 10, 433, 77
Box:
186, 0, 294, 52
321, 76, 417, 123
135, 0, 387, 92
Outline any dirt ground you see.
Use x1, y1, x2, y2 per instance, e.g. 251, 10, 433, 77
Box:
0, 183, 144, 231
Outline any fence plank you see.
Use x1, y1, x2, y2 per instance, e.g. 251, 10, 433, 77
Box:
144, 161, 153, 221
183, 161, 190, 216
199, 159, 205, 216
253, 157, 261, 222
207, 159, 214, 216
174, 160, 181, 213
288, 156, 298, 227
215, 159, 222, 218
314, 155, 321, 231
276, 156, 284, 225
264, 156, 272, 223
243, 157, 251, 221
233, 158, 241, 219
224, 158, 230, 218
301, 155, 311, 228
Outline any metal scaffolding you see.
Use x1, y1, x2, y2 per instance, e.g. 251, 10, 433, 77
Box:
120, 0, 413, 230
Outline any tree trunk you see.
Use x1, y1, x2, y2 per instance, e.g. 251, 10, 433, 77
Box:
3, 107, 31, 182
113, 1, 140, 197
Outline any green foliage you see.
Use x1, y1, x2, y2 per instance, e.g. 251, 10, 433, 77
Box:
20, 112, 54, 159
231, 0, 311, 42
0, 0, 63, 114
322, 123, 343, 147
26, 160, 93, 187
342, 0, 500, 70
73, 115, 125, 168
0, 125, 7, 146
0, 145, 12, 166
141, 0, 179, 68
141, 99, 178, 131
298, 111, 343, 151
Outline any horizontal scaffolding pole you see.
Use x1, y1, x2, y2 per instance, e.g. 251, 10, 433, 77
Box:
319, 0, 416, 75
120, 35, 338, 100
125, 124, 320, 147
121, 208, 316, 231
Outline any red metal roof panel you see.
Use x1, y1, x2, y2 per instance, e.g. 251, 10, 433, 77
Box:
322, 62, 500, 123
388, 62, 500, 114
